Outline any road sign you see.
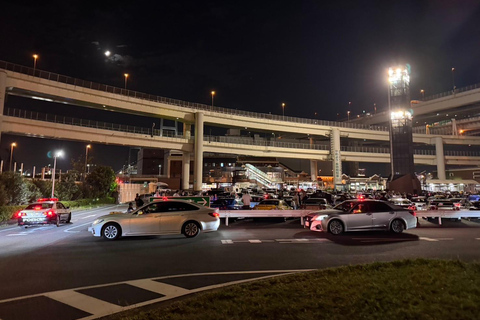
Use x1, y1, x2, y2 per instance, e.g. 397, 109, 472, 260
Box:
150, 196, 210, 207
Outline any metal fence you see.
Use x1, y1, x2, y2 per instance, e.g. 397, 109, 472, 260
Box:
0, 60, 389, 131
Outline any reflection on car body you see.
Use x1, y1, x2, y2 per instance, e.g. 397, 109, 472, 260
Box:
254, 199, 292, 210
304, 200, 417, 235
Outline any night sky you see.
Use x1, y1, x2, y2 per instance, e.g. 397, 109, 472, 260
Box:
1, 1, 480, 173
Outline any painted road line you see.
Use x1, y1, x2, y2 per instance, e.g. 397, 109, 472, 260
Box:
64, 221, 96, 233
80, 215, 97, 219
249, 240, 262, 243
476, 238, 480, 240
221, 240, 233, 244
436, 238, 454, 240
126, 279, 189, 296
44, 290, 122, 315
419, 237, 440, 242
5, 233, 28, 236
0, 226, 20, 234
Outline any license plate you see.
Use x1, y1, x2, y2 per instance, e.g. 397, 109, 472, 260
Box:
25, 218, 44, 222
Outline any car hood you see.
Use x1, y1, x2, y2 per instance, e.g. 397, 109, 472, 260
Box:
306, 209, 342, 218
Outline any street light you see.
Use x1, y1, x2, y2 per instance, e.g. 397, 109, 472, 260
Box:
282, 103, 285, 117
420, 89, 425, 100
85, 144, 91, 177
211, 91, 215, 108
124, 73, 129, 89
51, 150, 64, 198
32, 54, 39, 75
347, 110, 351, 121
451, 67, 456, 92
9, 142, 16, 171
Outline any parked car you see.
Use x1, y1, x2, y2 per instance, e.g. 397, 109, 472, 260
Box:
428, 199, 460, 211
304, 199, 417, 235
254, 199, 292, 210
411, 196, 428, 211
302, 198, 331, 210
17, 198, 71, 227
210, 198, 243, 210
89, 200, 220, 240
389, 198, 414, 209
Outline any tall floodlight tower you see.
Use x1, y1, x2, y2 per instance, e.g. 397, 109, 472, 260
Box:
387, 65, 420, 193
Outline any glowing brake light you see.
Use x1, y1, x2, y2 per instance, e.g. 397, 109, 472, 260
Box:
38, 198, 58, 202
44, 210, 54, 216
16, 211, 26, 218
34, 205, 42, 210
209, 208, 220, 218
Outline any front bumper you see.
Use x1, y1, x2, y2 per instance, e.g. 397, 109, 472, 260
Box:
304, 217, 325, 232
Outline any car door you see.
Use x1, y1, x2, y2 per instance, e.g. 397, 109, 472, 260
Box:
370, 202, 397, 229
344, 202, 373, 230
56, 202, 68, 220
159, 202, 200, 233
128, 202, 162, 235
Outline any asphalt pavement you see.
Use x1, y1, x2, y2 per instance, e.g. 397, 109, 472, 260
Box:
0, 207, 480, 320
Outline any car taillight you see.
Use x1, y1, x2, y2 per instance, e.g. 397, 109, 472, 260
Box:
209, 208, 220, 218
44, 210, 54, 216
16, 211, 26, 218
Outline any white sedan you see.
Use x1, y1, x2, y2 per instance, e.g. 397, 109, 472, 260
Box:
89, 200, 220, 240
304, 200, 417, 235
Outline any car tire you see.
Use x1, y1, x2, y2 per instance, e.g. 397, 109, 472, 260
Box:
182, 221, 200, 238
102, 223, 121, 240
390, 219, 405, 234
56, 215, 60, 227
328, 220, 344, 235
66, 213, 72, 223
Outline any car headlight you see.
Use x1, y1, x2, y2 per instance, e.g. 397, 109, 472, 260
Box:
92, 219, 104, 225
315, 215, 328, 221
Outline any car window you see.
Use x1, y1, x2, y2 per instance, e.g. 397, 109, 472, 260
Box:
334, 201, 356, 212
159, 202, 200, 212
26, 203, 53, 210
57, 202, 65, 209
352, 202, 369, 214
370, 202, 393, 212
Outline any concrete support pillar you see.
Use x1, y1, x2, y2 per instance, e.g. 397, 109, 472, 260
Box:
182, 152, 190, 190
194, 112, 204, 191
451, 119, 457, 136
183, 123, 192, 139
310, 160, 318, 182
164, 150, 170, 178
434, 136, 446, 180
0, 71, 7, 144
331, 128, 342, 187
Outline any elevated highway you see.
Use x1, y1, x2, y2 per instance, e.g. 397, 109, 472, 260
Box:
1, 61, 480, 189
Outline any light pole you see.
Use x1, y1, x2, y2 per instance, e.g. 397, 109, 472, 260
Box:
211, 91, 215, 108
451, 67, 456, 92
282, 103, 285, 117
420, 89, 425, 100
33, 54, 38, 75
85, 144, 91, 178
9, 142, 16, 171
374, 103, 377, 114
124, 73, 129, 89
347, 111, 351, 121
51, 150, 64, 198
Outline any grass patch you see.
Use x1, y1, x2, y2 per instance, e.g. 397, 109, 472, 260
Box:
109, 259, 480, 320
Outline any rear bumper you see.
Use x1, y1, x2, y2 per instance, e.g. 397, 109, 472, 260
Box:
201, 219, 220, 232
18, 217, 55, 226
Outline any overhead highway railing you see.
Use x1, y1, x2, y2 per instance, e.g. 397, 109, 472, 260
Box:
5, 108, 480, 158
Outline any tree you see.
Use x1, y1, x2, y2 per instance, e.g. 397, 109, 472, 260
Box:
55, 172, 81, 200
0, 172, 38, 205
85, 166, 115, 198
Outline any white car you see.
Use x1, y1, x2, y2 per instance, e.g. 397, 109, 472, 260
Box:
304, 200, 417, 235
89, 200, 220, 240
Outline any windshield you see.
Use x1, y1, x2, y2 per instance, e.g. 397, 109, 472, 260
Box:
25, 203, 53, 210
333, 201, 355, 212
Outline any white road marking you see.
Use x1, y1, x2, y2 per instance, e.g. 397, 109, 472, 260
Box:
476, 238, 480, 240
5, 233, 28, 236
221, 240, 233, 244
80, 215, 97, 219
0, 226, 20, 233
126, 279, 189, 296
64, 221, 95, 233
249, 240, 262, 243
419, 237, 439, 242
44, 290, 122, 315
436, 238, 454, 240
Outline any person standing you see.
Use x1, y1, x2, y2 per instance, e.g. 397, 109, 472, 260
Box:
134, 193, 144, 209
242, 191, 252, 209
